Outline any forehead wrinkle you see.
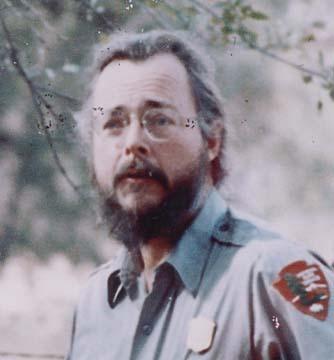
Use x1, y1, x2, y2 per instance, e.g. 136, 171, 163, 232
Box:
100, 79, 182, 111
115, 73, 182, 93
118, 80, 176, 95
103, 91, 175, 114
94, 54, 195, 114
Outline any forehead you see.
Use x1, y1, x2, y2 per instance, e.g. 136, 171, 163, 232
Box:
91, 53, 195, 112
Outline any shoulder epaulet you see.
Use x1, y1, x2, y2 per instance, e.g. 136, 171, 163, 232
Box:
212, 207, 281, 246
308, 250, 333, 270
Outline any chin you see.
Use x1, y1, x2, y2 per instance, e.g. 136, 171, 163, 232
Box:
117, 190, 166, 215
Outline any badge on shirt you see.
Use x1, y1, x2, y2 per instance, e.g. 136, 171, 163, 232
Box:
187, 316, 216, 353
273, 260, 329, 321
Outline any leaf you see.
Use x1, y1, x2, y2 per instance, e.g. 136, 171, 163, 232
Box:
184, 6, 198, 17
249, 10, 269, 20
211, 16, 221, 25
323, 83, 332, 90
147, 0, 159, 8
213, 2, 227, 9
240, 5, 252, 16
330, 88, 334, 101
302, 75, 312, 83
312, 21, 325, 29
237, 26, 258, 45
222, 8, 236, 24
302, 34, 315, 42
318, 51, 324, 68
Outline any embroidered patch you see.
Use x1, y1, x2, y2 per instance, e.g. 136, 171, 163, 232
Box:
273, 260, 329, 321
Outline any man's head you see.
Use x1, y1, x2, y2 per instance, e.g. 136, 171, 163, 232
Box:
77, 31, 226, 248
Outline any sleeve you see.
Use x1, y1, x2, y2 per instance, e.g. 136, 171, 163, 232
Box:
251, 241, 334, 360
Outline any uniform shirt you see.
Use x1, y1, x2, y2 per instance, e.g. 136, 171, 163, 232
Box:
67, 190, 334, 360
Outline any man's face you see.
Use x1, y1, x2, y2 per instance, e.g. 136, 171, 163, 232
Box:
91, 53, 212, 218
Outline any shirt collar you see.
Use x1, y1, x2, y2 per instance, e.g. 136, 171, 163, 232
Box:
108, 189, 230, 304
166, 189, 227, 296
107, 190, 280, 306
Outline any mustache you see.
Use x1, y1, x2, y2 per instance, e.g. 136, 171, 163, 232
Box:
114, 158, 169, 190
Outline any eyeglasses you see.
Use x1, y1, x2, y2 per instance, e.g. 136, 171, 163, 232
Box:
101, 108, 187, 142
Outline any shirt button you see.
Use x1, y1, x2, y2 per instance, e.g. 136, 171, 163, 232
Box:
142, 324, 152, 335
220, 223, 230, 232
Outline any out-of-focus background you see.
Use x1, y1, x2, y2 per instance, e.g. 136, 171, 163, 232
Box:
0, 0, 333, 358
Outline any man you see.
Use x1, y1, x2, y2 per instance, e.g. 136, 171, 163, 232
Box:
67, 31, 334, 359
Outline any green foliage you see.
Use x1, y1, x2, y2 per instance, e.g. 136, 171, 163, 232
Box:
330, 88, 334, 101
303, 75, 312, 83
141, 1, 334, 104
0, 0, 134, 263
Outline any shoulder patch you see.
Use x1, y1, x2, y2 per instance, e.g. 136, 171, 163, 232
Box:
273, 260, 329, 321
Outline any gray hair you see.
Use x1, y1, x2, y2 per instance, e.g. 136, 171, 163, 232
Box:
76, 30, 226, 186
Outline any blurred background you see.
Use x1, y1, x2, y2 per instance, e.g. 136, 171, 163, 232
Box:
0, 0, 333, 358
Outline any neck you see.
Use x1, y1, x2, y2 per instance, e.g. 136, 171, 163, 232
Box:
140, 182, 213, 291
140, 237, 173, 293
141, 237, 172, 270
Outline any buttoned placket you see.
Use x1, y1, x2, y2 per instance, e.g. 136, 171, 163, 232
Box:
129, 263, 180, 360
103, 190, 231, 360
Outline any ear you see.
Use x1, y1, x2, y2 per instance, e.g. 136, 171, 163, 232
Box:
206, 122, 223, 162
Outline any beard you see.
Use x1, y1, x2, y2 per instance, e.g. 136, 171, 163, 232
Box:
94, 149, 210, 255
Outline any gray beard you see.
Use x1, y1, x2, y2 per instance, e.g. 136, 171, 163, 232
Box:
95, 150, 209, 253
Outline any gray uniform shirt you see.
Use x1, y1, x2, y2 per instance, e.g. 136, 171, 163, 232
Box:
67, 190, 334, 359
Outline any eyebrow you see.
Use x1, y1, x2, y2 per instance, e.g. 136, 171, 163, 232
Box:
141, 99, 177, 113
105, 100, 176, 114
143, 99, 170, 108
111, 106, 126, 114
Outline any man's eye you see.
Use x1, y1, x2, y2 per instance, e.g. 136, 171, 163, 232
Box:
103, 117, 126, 130
146, 115, 175, 127
157, 116, 172, 126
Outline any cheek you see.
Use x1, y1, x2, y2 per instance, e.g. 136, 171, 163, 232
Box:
157, 132, 205, 179
92, 135, 120, 189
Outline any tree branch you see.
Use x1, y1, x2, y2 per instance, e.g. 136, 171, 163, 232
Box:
187, 0, 329, 82
0, 351, 63, 359
138, 2, 172, 29
3, 0, 46, 44
0, 16, 83, 198
18, 0, 68, 41
79, 0, 115, 31
190, 0, 221, 18
248, 43, 328, 81
35, 86, 81, 108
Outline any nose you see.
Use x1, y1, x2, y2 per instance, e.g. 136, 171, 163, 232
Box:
124, 117, 150, 157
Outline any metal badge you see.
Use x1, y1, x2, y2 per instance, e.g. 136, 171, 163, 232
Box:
187, 316, 216, 353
